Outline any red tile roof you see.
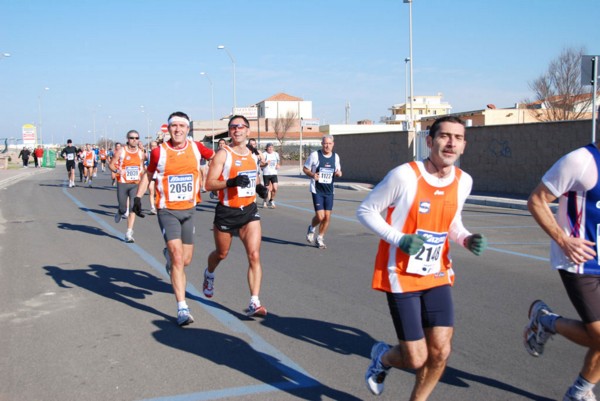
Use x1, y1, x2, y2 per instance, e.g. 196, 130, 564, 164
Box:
260, 93, 304, 102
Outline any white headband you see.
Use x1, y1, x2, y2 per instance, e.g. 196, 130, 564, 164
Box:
168, 116, 190, 126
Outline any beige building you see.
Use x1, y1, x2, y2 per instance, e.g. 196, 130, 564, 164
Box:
419, 104, 541, 128
386, 93, 452, 130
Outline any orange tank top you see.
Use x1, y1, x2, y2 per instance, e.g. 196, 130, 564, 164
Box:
117, 147, 144, 184
218, 146, 258, 208
154, 140, 201, 210
372, 162, 462, 293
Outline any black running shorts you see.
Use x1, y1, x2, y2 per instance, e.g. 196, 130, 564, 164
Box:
559, 269, 600, 324
213, 202, 260, 233
386, 285, 454, 342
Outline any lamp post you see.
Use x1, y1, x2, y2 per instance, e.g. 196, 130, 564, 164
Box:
38, 87, 50, 146
404, 0, 415, 160
299, 117, 304, 176
140, 105, 151, 140
404, 57, 410, 130
200, 72, 215, 150
217, 45, 236, 112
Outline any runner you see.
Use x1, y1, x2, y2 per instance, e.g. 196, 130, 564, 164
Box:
203, 115, 269, 317
147, 140, 158, 215
61, 139, 78, 188
110, 143, 122, 187
303, 135, 342, 249
82, 144, 96, 187
132, 111, 214, 326
356, 115, 487, 400
109, 130, 145, 243
77, 148, 84, 182
99, 147, 107, 172
525, 113, 600, 401
261, 143, 280, 209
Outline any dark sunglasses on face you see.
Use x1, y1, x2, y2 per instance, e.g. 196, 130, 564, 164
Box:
228, 124, 248, 129
128, 137, 139, 140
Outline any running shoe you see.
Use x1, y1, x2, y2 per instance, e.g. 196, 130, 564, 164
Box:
209, 191, 217, 200
365, 341, 391, 395
246, 300, 267, 317
114, 212, 122, 224
163, 247, 171, 275
88, 181, 92, 187
177, 308, 194, 326
563, 390, 598, 401
149, 207, 157, 215
203, 268, 214, 298
268, 201, 276, 209
524, 299, 556, 357
306, 225, 315, 244
125, 229, 134, 243
316, 236, 327, 249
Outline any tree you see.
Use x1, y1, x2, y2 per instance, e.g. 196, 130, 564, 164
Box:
525, 47, 594, 122
272, 110, 297, 152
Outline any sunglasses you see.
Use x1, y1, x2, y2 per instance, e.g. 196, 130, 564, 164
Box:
228, 124, 249, 129
128, 137, 139, 140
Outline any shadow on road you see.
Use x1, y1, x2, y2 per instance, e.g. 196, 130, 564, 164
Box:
151, 319, 362, 400
43, 264, 173, 322
57, 222, 121, 240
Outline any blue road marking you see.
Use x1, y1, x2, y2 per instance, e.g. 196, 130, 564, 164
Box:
62, 184, 320, 400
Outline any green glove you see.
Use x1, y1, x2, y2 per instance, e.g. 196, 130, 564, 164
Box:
398, 234, 426, 255
465, 233, 487, 256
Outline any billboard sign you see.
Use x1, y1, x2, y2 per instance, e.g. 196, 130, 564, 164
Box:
234, 106, 258, 120
22, 124, 36, 146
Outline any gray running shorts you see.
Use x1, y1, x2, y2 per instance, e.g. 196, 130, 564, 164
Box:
157, 208, 195, 244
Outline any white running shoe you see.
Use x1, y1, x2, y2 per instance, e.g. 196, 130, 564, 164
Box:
125, 229, 134, 243
246, 300, 267, 317
177, 308, 194, 326
524, 299, 556, 357
316, 236, 326, 249
365, 342, 391, 395
306, 225, 315, 244
203, 268, 214, 298
563, 390, 598, 401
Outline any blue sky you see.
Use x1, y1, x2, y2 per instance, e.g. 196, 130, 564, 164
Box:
1, 0, 598, 145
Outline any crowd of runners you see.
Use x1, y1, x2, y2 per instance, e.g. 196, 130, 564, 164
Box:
57, 112, 600, 401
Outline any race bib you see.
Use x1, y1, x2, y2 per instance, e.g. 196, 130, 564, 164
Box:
168, 174, 194, 202
125, 166, 140, 181
406, 230, 447, 276
319, 167, 334, 184
67, 153, 74, 161
237, 170, 256, 198
85, 159, 93, 167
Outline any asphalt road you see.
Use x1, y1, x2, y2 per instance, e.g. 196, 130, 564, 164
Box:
0, 168, 585, 401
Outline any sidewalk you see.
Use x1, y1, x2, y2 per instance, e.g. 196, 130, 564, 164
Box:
0, 166, 53, 188
0, 164, 533, 211
277, 165, 533, 211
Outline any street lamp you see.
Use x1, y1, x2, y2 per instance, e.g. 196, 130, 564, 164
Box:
404, 57, 410, 130
200, 72, 215, 150
217, 45, 236, 112
404, 0, 416, 160
140, 105, 151, 140
38, 87, 50, 146
92, 104, 101, 146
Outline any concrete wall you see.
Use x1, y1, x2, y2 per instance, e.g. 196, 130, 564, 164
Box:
334, 120, 594, 197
